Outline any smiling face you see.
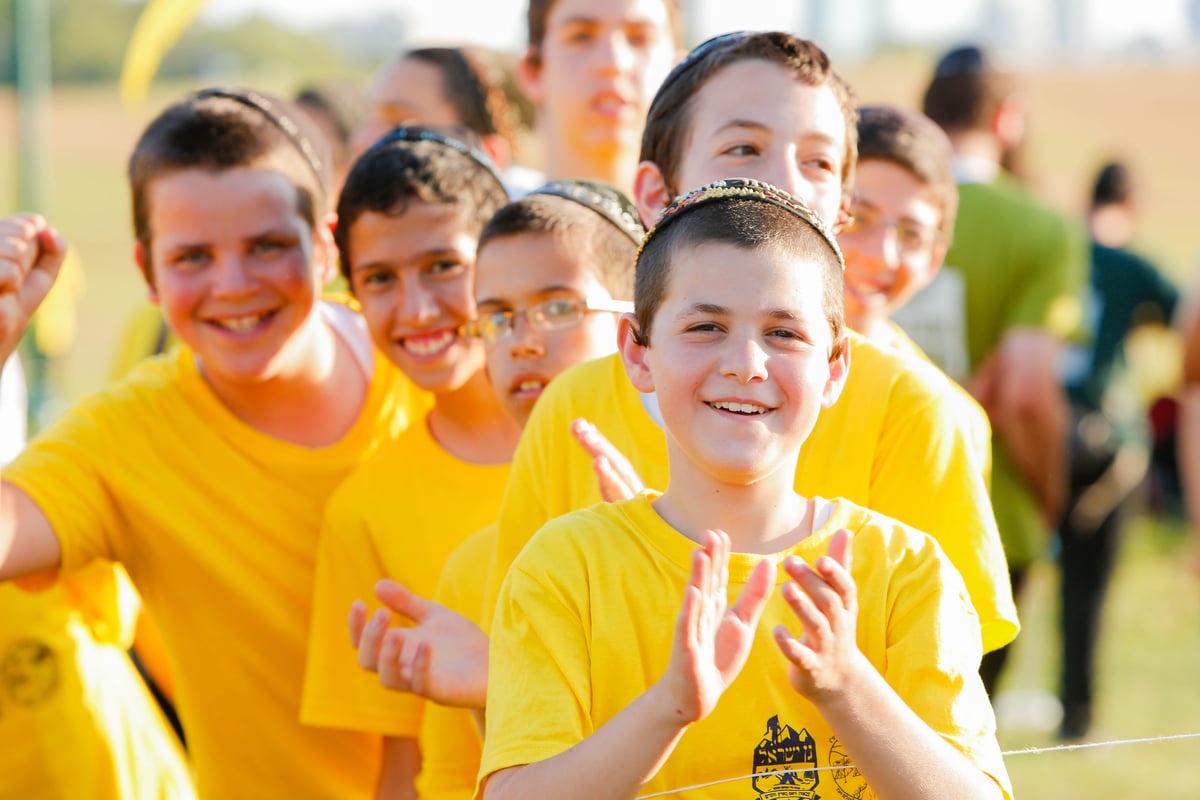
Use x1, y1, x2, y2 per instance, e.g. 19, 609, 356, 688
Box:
623, 241, 846, 486
838, 159, 945, 334
142, 166, 334, 387
474, 232, 620, 426
346, 203, 484, 394
525, 0, 676, 163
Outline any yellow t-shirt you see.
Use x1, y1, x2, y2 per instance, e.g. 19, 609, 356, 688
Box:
302, 421, 510, 738
0, 562, 194, 799
486, 334, 1018, 653
886, 319, 993, 485
3, 343, 425, 799
482, 492, 1012, 800
415, 524, 494, 800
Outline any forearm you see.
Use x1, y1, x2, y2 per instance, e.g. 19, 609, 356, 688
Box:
484, 685, 688, 800
816, 662, 1003, 800
0, 481, 62, 581
377, 736, 420, 800
1001, 384, 1070, 522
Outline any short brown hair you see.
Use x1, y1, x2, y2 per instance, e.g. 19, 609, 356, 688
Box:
633, 188, 845, 359
404, 47, 518, 148
856, 104, 958, 240
639, 32, 858, 200
525, 0, 683, 66
478, 187, 641, 301
128, 88, 332, 278
921, 44, 1015, 134
334, 127, 509, 282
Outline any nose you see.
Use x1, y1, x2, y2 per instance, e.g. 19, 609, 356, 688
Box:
596, 30, 636, 76
846, 220, 901, 274
720, 331, 769, 384
397, 275, 439, 325
210, 253, 255, 298
507, 312, 545, 358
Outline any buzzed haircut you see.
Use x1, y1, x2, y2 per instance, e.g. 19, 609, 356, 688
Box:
857, 104, 959, 240
1091, 161, 1133, 209
479, 194, 638, 301
633, 198, 845, 358
129, 88, 332, 278
334, 129, 509, 281
639, 32, 858, 199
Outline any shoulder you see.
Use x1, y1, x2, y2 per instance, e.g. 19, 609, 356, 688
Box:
512, 497, 642, 578
847, 331, 964, 411
835, 499, 967, 588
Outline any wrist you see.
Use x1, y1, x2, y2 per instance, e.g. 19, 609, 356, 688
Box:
645, 679, 700, 733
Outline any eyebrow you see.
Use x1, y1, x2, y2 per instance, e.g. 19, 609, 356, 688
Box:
680, 302, 804, 321
351, 247, 465, 274
475, 285, 582, 308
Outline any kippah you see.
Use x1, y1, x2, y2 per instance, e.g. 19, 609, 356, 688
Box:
188, 87, 325, 185
933, 44, 994, 78
637, 178, 844, 270
531, 179, 646, 244
365, 124, 508, 198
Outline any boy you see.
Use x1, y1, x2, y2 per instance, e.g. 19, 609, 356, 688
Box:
301, 126, 515, 798
405, 179, 644, 800
518, 0, 682, 194
485, 31, 1017, 654
0, 89, 424, 798
837, 104, 991, 467
481, 179, 1010, 799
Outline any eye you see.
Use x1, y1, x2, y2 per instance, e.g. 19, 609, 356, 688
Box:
171, 249, 210, 270
427, 259, 466, 278
685, 321, 724, 334
249, 239, 287, 257
721, 142, 761, 158
357, 269, 396, 291
542, 298, 579, 320
804, 155, 839, 175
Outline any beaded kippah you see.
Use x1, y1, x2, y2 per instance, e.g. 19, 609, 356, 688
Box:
531, 179, 646, 244
189, 87, 325, 186
636, 178, 844, 270
366, 124, 508, 197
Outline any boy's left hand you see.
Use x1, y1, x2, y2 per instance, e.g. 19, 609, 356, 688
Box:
773, 529, 870, 701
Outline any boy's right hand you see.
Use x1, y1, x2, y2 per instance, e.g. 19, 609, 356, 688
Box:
349, 579, 488, 709
0, 214, 67, 365
653, 530, 775, 725
571, 418, 645, 502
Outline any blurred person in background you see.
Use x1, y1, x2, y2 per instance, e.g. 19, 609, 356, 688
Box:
915, 43, 1089, 697
1058, 159, 1179, 740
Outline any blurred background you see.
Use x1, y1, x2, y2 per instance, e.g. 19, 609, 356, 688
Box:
2, 0, 1199, 796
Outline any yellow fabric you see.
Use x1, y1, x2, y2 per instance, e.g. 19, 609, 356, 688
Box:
109, 303, 176, 381
0, 562, 194, 799
416, 524, 494, 800
486, 334, 1018, 653
483, 492, 1012, 800
4, 342, 427, 799
303, 422, 510, 737
886, 319, 993, 486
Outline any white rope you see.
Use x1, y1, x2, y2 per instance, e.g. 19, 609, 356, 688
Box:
634, 731, 1200, 798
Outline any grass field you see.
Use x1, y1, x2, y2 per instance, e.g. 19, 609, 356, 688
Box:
2, 51, 1200, 798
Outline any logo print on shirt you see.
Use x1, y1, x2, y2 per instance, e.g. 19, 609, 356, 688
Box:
829, 736, 873, 799
1, 638, 60, 707
752, 715, 819, 798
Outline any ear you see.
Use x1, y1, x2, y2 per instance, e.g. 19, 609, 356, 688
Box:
990, 93, 1026, 152
517, 48, 544, 107
481, 134, 512, 170
821, 336, 851, 408
134, 241, 159, 302
314, 212, 339, 288
925, 241, 948, 281
633, 161, 671, 228
617, 313, 655, 393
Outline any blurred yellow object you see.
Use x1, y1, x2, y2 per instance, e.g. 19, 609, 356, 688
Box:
110, 302, 176, 381
33, 247, 84, 358
120, 0, 208, 106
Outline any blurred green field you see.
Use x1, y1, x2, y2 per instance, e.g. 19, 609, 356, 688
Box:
2, 52, 1200, 798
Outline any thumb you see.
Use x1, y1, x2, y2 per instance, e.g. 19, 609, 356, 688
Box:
374, 578, 433, 623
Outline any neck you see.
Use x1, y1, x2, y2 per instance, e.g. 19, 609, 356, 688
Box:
947, 130, 1002, 181
654, 448, 811, 555
200, 309, 369, 447
427, 368, 522, 465
541, 128, 638, 198
853, 314, 896, 347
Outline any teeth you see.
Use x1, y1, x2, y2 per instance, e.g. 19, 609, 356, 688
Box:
517, 380, 545, 393
402, 330, 456, 357
214, 313, 267, 333
711, 401, 767, 415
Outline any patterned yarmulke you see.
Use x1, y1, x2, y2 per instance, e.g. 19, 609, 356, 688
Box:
531, 179, 645, 244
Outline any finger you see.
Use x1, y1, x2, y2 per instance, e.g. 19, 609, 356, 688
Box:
730, 557, 776, 627
785, 555, 843, 620
378, 628, 408, 692
825, 529, 853, 572
773, 623, 815, 669
356, 608, 391, 672
348, 600, 369, 648
813, 552, 857, 614
410, 640, 434, 697
375, 578, 433, 624
710, 530, 730, 605
593, 455, 634, 503
780, 574, 830, 643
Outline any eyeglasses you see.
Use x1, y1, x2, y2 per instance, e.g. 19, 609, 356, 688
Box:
840, 203, 939, 257
465, 296, 633, 344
